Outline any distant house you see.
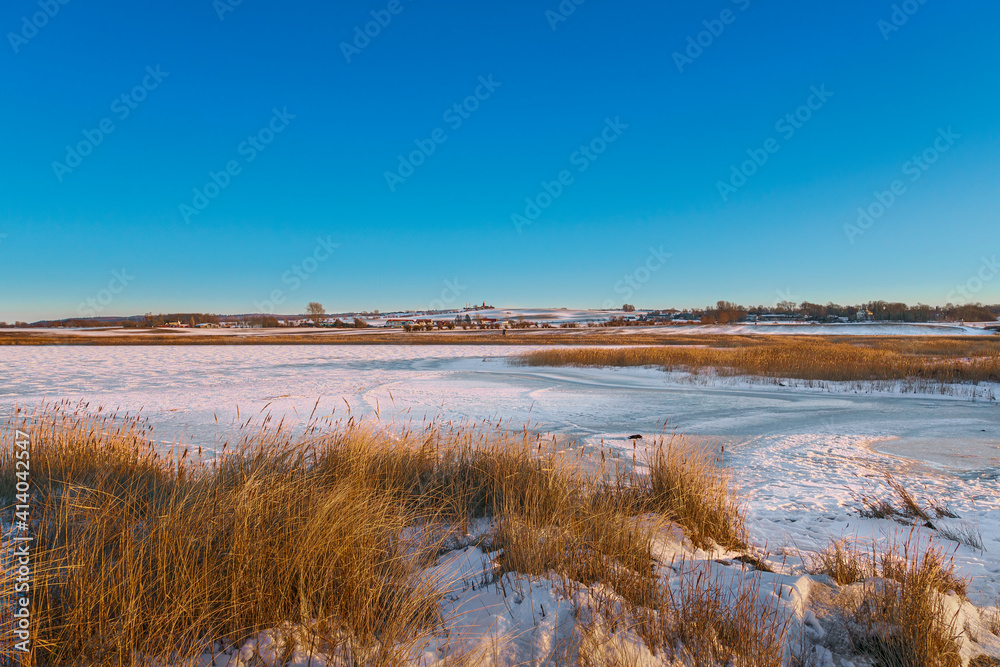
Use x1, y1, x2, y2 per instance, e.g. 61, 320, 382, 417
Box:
856, 310, 873, 322
386, 318, 417, 328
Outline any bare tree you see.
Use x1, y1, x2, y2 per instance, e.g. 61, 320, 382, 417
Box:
306, 302, 326, 322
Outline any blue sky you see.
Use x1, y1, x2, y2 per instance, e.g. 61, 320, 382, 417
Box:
1, 0, 998, 320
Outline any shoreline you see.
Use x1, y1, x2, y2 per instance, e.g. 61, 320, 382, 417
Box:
1, 325, 997, 346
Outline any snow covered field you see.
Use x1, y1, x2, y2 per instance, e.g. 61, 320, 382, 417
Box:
2, 344, 999, 663
4, 318, 997, 338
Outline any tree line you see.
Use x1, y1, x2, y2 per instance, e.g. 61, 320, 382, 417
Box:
659, 301, 1000, 325
6, 300, 999, 329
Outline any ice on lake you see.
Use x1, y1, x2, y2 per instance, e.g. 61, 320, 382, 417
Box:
2, 344, 998, 602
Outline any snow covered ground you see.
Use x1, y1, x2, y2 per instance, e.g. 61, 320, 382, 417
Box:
2, 344, 999, 663
6, 317, 997, 337
684, 321, 997, 336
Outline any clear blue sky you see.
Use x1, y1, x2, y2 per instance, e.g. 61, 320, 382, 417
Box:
2, 0, 998, 320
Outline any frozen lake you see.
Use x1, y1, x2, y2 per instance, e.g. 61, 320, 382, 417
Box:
3, 345, 999, 602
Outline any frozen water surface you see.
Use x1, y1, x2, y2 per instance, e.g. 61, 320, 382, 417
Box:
2, 345, 998, 603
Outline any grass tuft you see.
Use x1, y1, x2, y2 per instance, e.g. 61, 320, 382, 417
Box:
807, 532, 969, 667
985, 597, 1000, 637
1, 402, 760, 665
805, 539, 871, 586
643, 436, 747, 551
853, 473, 986, 550
652, 563, 787, 667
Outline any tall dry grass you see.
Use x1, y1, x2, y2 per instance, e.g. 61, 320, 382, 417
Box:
644, 441, 747, 551
8, 407, 457, 665
986, 597, 1000, 637
633, 562, 787, 667
852, 473, 986, 550
845, 336, 1000, 358
515, 337, 1000, 384
0, 403, 762, 666
806, 532, 968, 666
571, 560, 789, 667
0, 543, 15, 666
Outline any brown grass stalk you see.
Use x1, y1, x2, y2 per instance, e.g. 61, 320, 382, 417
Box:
806, 532, 969, 666
1, 403, 762, 666
515, 337, 1000, 385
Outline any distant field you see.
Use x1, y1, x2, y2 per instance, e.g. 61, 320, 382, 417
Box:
0, 324, 997, 346
515, 336, 1000, 384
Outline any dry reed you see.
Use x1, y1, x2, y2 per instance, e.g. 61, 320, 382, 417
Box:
1, 402, 759, 666
515, 337, 1000, 385
806, 532, 969, 667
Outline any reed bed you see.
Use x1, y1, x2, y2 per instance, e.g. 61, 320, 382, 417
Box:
806, 532, 968, 666
0, 403, 758, 666
3, 403, 984, 665
848, 336, 1000, 358
514, 336, 1000, 384
985, 598, 1000, 637
572, 559, 789, 667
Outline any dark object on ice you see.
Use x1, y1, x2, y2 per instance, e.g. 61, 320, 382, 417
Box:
732, 553, 775, 573
627, 434, 642, 440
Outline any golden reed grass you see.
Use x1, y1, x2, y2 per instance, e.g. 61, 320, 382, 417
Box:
1, 402, 761, 666
1, 402, 983, 666
515, 336, 1000, 384
806, 531, 969, 667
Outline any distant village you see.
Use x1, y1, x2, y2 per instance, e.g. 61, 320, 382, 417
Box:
10, 299, 1000, 331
